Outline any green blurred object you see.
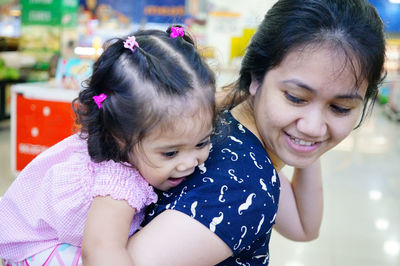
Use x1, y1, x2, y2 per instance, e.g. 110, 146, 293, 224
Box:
19, 0, 79, 64
5, 67, 19, 80
33, 61, 50, 71
26, 70, 49, 82
0, 58, 20, 81
378, 95, 389, 105
20, 0, 78, 27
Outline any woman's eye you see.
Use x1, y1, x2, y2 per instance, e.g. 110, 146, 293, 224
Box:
330, 104, 351, 114
284, 92, 306, 104
196, 139, 210, 148
163, 151, 178, 158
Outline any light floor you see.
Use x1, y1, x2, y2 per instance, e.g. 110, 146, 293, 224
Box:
0, 97, 399, 266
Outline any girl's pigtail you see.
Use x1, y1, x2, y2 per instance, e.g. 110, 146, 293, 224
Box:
92, 93, 107, 109
123, 36, 139, 52
166, 25, 196, 47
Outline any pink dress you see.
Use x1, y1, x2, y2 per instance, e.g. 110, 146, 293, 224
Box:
0, 134, 157, 261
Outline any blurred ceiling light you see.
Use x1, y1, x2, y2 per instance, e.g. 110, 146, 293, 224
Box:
2, 25, 14, 36
74, 47, 103, 56
375, 219, 389, 230
384, 240, 400, 256
74, 47, 95, 56
369, 190, 382, 200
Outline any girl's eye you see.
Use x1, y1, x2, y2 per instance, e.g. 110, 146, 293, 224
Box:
330, 104, 351, 114
196, 139, 210, 148
284, 92, 306, 104
163, 151, 178, 158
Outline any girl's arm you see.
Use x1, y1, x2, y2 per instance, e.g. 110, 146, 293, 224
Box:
82, 196, 136, 265
127, 210, 233, 265
274, 159, 323, 241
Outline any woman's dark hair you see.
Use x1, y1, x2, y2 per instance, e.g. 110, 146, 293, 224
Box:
73, 26, 216, 163
224, 0, 386, 127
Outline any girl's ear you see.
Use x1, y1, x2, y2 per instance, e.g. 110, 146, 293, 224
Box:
249, 74, 260, 96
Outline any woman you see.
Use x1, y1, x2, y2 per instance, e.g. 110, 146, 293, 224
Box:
127, 0, 386, 265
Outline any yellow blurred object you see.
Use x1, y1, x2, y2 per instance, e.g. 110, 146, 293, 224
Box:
230, 28, 256, 60
92, 36, 103, 59
198, 45, 216, 59
209, 11, 241, 18
387, 39, 400, 46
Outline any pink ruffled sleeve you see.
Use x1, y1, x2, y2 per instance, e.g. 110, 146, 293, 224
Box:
87, 160, 157, 212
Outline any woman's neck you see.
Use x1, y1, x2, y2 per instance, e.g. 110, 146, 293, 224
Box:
230, 101, 285, 172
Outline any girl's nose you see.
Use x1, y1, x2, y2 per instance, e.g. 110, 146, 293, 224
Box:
176, 156, 199, 172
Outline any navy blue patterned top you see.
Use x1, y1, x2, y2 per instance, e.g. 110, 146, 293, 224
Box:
145, 111, 280, 265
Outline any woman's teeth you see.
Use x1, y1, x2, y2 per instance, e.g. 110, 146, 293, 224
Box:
291, 137, 316, 146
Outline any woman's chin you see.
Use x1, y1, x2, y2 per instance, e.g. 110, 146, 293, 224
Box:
281, 155, 319, 169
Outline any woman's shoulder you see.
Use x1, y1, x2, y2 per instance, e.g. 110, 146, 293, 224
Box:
209, 110, 272, 172
152, 111, 279, 211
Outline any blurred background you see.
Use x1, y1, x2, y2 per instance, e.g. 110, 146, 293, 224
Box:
0, 0, 399, 265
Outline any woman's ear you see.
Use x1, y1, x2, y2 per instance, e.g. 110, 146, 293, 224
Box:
249, 74, 260, 96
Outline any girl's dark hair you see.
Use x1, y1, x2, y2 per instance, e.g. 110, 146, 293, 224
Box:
73, 26, 216, 163
223, 0, 386, 128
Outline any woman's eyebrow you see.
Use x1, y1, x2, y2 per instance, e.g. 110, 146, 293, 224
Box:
282, 79, 363, 100
335, 93, 363, 101
283, 79, 315, 93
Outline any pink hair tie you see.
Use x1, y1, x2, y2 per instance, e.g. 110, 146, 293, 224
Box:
93, 93, 107, 109
124, 36, 139, 52
170, 26, 184, 38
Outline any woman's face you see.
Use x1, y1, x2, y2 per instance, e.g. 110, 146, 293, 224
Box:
251, 46, 368, 168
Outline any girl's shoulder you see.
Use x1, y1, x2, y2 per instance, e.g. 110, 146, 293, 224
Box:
32, 133, 87, 159
19, 133, 88, 173
88, 159, 157, 211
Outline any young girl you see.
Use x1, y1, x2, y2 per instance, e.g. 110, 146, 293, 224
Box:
0, 26, 216, 265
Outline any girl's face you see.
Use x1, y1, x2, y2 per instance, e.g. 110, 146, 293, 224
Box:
131, 109, 213, 191
251, 46, 368, 169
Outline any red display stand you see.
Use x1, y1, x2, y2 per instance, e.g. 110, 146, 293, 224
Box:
11, 82, 78, 174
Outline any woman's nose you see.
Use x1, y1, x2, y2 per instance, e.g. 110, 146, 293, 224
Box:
297, 109, 327, 138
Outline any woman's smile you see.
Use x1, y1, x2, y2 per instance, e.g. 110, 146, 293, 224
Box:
284, 132, 323, 153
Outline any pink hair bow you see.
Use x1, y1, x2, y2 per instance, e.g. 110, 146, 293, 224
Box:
124, 36, 139, 52
170, 27, 185, 38
93, 93, 107, 109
